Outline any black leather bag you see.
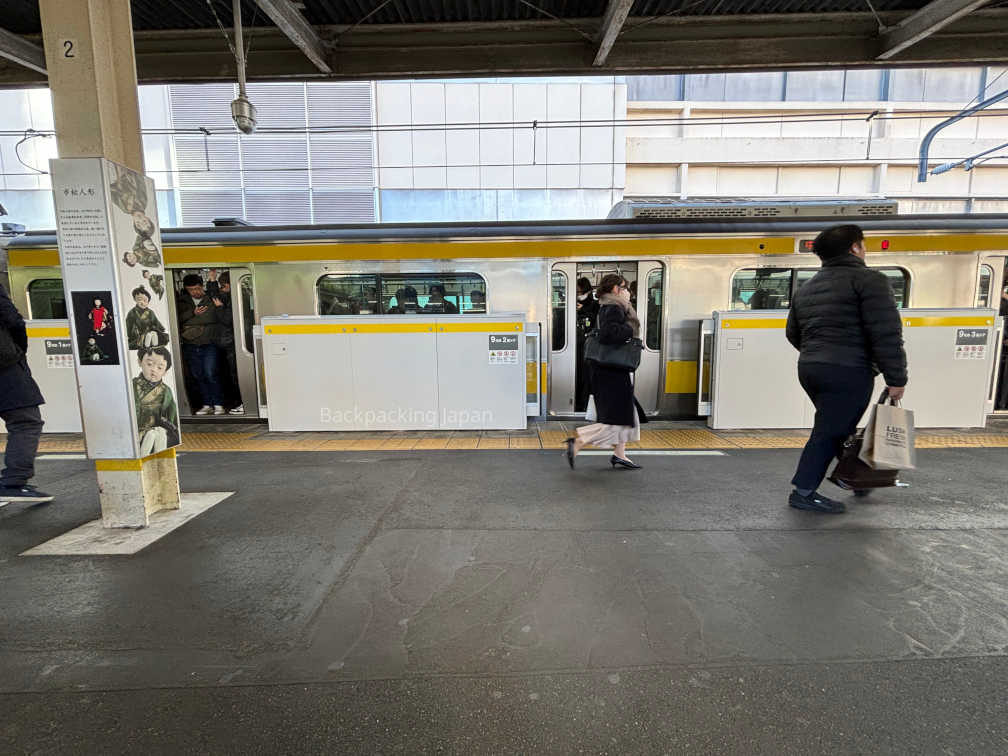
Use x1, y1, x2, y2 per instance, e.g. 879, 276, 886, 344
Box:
584, 331, 643, 371
827, 391, 900, 490
0, 325, 24, 369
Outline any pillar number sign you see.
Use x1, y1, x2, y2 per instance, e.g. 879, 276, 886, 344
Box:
50, 157, 181, 459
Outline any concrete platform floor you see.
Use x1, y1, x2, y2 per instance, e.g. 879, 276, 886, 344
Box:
1, 446, 1006, 754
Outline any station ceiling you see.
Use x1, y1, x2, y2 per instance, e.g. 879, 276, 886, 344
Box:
1, 0, 1007, 86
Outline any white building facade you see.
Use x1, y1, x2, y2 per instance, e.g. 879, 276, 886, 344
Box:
625, 67, 1008, 214
0, 68, 1006, 230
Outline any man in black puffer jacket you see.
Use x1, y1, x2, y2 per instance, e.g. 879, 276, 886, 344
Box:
785, 224, 908, 514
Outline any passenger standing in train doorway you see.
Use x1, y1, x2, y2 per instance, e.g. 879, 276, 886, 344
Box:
574, 277, 598, 412
206, 271, 244, 415
786, 224, 908, 514
565, 274, 646, 470
178, 273, 225, 416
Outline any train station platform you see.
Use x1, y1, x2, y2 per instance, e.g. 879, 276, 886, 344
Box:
1, 425, 1007, 752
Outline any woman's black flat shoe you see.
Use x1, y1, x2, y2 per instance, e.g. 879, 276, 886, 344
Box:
610, 455, 641, 470
565, 438, 576, 469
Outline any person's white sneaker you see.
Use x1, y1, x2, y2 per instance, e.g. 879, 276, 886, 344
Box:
195, 405, 213, 415
213, 405, 225, 415
228, 404, 245, 415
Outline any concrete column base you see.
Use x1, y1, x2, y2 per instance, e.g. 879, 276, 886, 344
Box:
95, 448, 181, 528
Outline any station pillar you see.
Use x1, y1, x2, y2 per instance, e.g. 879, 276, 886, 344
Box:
39, 0, 181, 528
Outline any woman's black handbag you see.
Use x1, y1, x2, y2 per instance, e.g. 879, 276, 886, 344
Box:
584, 331, 643, 371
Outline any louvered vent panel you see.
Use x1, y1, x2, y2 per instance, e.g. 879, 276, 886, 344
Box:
310, 137, 374, 189
240, 135, 309, 188
169, 84, 236, 130
178, 190, 244, 226
312, 190, 376, 223
174, 135, 241, 189
244, 83, 307, 129
307, 82, 372, 129
244, 191, 312, 225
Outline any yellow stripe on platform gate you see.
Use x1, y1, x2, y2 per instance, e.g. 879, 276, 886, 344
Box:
265, 322, 523, 335
27, 326, 71, 338
721, 319, 788, 329
902, 316, 994, 327
664, 361, 698, 394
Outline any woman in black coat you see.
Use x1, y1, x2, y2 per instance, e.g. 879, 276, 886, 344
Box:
565, 274, 646, 470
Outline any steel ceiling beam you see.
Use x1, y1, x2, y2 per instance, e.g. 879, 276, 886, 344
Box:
0, 26, 46, 75
877, 0, 991, 60
250, 0, 331, 73
1, 11, 1007, 86
593, 0, 634, 66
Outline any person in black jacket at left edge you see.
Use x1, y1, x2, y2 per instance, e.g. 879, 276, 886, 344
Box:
786, 224, 908, 514
0, 284, 53, 503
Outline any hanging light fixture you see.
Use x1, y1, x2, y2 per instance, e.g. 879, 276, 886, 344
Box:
230, 0, 257, 134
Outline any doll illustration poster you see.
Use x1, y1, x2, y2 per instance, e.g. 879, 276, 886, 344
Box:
107, 161, 181, 454
70, 290, 119, 366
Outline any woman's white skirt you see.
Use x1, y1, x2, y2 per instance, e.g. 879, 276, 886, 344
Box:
575, 409, 640, 448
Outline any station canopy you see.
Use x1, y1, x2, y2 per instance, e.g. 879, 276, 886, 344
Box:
1, 0, 1007, 86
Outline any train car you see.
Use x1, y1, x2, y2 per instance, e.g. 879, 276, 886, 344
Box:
5, 200, 1008, 423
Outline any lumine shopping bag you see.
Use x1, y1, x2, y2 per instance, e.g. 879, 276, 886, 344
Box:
859, 390, 916, 471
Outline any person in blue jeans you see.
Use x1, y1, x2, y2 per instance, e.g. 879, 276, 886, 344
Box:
0, 284, 53, 502
178, 273, 225, 416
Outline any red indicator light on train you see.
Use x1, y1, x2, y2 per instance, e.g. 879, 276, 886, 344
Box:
800, 239, 815, 252
881, 240, 890, 250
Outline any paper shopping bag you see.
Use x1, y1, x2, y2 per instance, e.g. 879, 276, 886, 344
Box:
859, 399, 916, 470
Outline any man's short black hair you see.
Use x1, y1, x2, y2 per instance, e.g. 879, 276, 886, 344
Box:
182, 274, 203, 288
132, 286, 151, 301
812, 224, 864, 259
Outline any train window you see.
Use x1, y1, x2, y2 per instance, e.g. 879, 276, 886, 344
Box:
379, 273, 485, 315
317, 274, 378, 315
645, 269, 662, 351
977, 264, 993, 308
316, 273, 486, 315
27, 279, 67, 319
730, 268, 792, 310
551, 270, 566, 351
878, 267, 910, 308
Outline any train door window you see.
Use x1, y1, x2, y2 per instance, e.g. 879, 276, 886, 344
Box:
317, 274, 378, 315
645, 268, 663, 350
730, 268, 791, 310
239, 273, 255, 353
977, 264, 994, 308
551, 270, 566, 351
27, 279, 67, 319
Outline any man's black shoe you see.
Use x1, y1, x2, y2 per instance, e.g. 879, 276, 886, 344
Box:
0, 485, 54, 503
789, 490, 845, 514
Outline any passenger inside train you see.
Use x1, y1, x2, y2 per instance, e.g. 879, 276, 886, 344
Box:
423, 284, 459, 314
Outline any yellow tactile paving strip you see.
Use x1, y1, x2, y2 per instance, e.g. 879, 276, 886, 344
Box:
4, 427, 1008, 454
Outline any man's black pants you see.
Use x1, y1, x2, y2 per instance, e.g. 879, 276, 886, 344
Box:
1, 405, 44, 488
792, 362, 875, 492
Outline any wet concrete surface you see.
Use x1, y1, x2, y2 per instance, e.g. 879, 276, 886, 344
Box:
1, 448, 1006, 753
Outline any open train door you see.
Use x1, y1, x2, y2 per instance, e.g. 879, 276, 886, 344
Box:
548, 260, 663, 417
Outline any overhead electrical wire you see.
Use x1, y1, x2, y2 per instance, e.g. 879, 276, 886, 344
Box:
3, 106, 1008, 139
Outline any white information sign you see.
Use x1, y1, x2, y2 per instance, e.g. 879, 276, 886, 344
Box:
51, 157, 181, 459
489, 334, 519, 364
